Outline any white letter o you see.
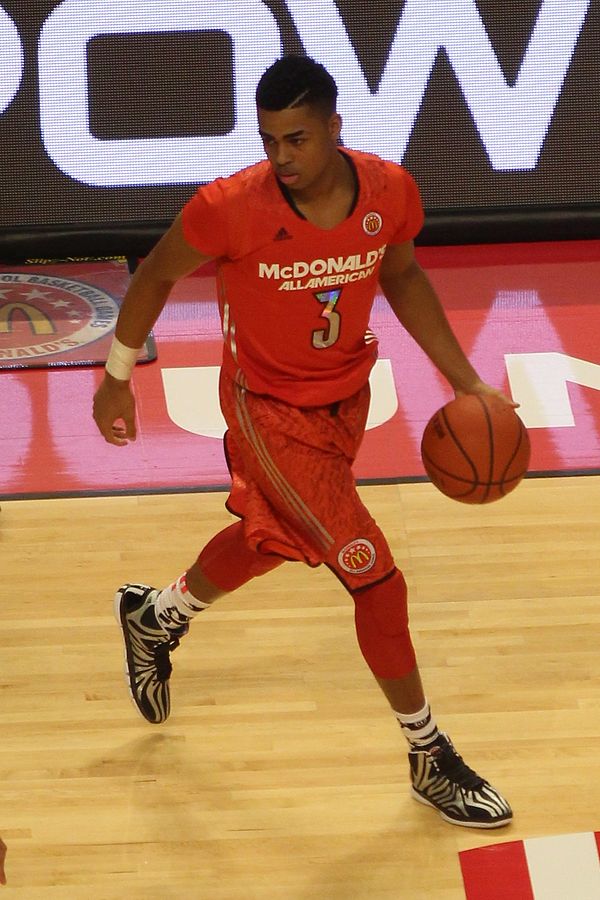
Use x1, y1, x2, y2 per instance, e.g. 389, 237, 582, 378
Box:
38, 0, 282, 186
0, 7, 24, 114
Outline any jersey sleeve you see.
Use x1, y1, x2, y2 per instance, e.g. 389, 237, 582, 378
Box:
181, 179, 230, 258
388, 167, 425, 244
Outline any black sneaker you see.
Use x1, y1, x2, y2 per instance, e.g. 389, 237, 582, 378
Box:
113, 583, 187, 724
409, 734, 512, 828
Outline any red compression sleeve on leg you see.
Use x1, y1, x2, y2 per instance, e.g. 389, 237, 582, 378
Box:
352, 569, 417, 679
198, 522, 283, 592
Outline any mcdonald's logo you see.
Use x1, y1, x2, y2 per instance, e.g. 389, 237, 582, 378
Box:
338, 538, 376, 575
348, 549, 370, 567
0, 302, 55, 335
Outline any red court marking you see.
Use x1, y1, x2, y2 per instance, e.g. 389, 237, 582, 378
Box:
460, 832, 600, 899
459, 840, 534, 900
1, 241, 599, 497
416, 239, 600, 269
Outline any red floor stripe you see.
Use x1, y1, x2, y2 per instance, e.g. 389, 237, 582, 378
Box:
460, 841, 535, 900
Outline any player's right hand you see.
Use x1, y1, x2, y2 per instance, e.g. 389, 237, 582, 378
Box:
93, 373, 137, 446
455, 380, 519, 409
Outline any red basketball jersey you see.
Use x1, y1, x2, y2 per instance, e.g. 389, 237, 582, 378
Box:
182, 149, 424, 406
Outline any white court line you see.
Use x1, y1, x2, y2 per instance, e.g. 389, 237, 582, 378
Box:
525, 832, 600, 900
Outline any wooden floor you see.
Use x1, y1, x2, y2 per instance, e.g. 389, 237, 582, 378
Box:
1, 476, 600, 898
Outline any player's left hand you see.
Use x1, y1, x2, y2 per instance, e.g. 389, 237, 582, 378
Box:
93, 374, 137, 445
455, 379, 519, 409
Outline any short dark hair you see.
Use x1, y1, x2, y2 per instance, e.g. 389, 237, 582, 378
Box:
256, 55, 337, 117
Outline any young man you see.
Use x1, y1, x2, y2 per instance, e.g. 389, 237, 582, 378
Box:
93, 56, 514, 829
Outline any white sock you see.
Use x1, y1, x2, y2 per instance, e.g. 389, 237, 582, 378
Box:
394, 701, 440, 748
155, 574, 211, 633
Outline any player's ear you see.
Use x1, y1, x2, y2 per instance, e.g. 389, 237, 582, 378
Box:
329, 112, 342, 142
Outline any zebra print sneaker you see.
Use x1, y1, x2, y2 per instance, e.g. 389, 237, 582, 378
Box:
409, 733, 512, 828
114, 583, 187, 725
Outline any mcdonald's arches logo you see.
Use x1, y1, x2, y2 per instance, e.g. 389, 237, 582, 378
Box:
0, 273, 119, 361
0, 302, 55, 335
338, 538, 376, 575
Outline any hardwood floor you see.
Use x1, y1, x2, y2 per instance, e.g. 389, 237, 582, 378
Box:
1, 476, 599, 897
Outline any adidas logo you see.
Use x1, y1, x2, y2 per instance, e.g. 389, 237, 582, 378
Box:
274, 227, 292, 241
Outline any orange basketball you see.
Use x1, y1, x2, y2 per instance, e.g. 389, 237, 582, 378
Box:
420, 394, 531, 503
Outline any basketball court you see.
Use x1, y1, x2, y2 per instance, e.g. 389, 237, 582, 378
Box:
2, 0, 600, 892
1, 242, 600, 897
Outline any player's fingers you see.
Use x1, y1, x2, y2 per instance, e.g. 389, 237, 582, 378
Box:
490, 389, 519, 409
109, 425, 130, 446
93, 414, 124, 445
93, 400, 135, 444
105, 432, 128, 447
92, 401, 119, 443
458, 386, 519, 409
122, 410, 137, 441
92, 414, 127, 446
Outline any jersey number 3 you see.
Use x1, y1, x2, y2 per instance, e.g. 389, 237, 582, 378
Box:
312, 289, 342, 350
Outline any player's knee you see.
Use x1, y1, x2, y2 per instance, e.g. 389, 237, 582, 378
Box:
198, 522, 283, 592
352, 569, 416, 678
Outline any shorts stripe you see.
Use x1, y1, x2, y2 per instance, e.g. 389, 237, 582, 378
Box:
234, 385, 334, 553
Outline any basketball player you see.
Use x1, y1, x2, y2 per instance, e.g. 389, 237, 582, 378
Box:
93, 56, 515, 829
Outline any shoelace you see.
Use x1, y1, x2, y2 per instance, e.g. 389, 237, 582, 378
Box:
153, 636, 181, 682
430, 742, 485, 791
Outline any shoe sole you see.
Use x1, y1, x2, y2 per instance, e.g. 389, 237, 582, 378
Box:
113, 588, 162, 725
411, 787, 512, 829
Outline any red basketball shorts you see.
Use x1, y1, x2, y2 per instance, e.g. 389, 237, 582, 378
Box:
218, 371, 396, 591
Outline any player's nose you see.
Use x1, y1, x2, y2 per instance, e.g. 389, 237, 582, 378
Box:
273, 144, 293, 167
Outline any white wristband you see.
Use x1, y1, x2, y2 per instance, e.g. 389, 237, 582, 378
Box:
105, 337, 142, 381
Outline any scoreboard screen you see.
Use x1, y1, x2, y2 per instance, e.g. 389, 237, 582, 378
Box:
0, 1, 597, 251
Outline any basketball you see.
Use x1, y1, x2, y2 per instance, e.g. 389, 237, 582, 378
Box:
420, 394, 531, 503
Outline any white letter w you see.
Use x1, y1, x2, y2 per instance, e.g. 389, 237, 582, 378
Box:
287, 0, 590, 169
